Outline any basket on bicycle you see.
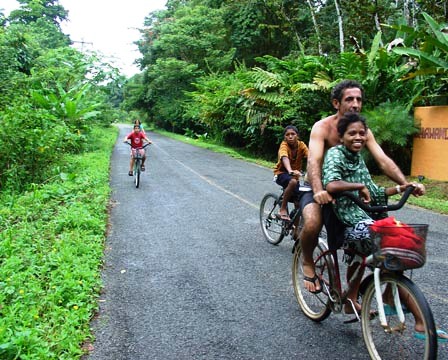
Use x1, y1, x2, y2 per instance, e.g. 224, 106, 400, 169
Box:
369, 218, 428, 271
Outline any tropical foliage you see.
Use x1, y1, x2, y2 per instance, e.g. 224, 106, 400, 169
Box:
125, 1, 447, 172
0, 0, 124, 190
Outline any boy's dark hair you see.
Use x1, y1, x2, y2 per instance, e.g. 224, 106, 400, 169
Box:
283, 125, 299, 136
331, 80, 364, 103
337, 112, 367, 137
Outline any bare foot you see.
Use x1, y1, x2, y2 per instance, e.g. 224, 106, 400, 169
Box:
278, 209, 290, 221
344, 300, 361, 315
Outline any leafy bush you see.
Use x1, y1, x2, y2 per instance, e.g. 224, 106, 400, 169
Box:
363, 102, 419, 174
0, 126, 116, 359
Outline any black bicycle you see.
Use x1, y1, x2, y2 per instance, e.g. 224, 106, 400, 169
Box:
259, 185, 320, 245
125, 142, 150, 188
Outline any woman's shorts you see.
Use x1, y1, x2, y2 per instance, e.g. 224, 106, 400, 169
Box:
343, 219, 374, 263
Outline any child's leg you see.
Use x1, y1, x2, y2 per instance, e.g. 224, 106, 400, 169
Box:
280, 178, 297, 217
345, 261, 365, 313
129, 157, 135, 172
141, 149, 146, 166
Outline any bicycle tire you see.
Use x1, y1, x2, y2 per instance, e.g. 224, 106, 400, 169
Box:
259, 193, 286, 245
134, 160, 140, 188
361, 273, 437, 360
292, 239, 333, 322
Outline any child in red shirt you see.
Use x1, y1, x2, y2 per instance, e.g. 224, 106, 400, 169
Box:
123, 125, 152, 176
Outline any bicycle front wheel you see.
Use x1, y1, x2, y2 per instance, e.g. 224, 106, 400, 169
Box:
259, 193, 285, 245
134, 161, 141, 188
361, 273, 437, 360
292, 239, 333, 322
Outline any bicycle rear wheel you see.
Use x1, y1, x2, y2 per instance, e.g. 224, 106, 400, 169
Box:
134, 161, 141, 188
361, 273, 437, 360
292, 239, 333, 321
259, 193, 286, 245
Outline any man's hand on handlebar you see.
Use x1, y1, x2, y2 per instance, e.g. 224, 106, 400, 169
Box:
313, 190, 333, 205
407, 182, 425, 197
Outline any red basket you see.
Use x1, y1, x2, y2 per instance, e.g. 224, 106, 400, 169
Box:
369, 224, 428, 271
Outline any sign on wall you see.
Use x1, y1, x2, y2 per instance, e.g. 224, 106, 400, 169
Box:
411, 106, 448, 181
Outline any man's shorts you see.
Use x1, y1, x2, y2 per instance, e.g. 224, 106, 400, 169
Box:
275, 172, 314, 212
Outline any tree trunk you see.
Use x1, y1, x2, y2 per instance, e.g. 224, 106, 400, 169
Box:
373, 0, 383, 46
280, 3, 305, 54
306, 0, 322, 55
334, 0, 344, 53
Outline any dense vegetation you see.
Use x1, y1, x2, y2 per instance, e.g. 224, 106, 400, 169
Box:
0, 0, 128, 191
0, 0, 447, 358
0, 1, 123, 358
125, 0, 447, 172
0, 127, 116, 359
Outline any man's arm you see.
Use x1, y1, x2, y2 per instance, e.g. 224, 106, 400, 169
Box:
366, 130, 425, 196
307, 123, 333, 204
366, 130, 406, 185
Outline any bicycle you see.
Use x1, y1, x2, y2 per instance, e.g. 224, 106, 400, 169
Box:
259, 183, 320, 245
125, 142, 150, 188
291, 186, 438, 359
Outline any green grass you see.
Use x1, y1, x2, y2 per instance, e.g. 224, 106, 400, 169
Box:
154, 128, 448, 215
0, 126, 118, 359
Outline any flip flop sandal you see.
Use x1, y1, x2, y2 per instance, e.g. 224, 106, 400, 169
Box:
383, 303, 410, 316
303, 274, 322, 294
414, 329, 448, 343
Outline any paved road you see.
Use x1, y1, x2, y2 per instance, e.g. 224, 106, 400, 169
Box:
86, 125, 448, 359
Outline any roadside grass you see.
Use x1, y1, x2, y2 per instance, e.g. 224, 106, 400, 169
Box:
153, 128, 448, 215
0, 126, 117, 359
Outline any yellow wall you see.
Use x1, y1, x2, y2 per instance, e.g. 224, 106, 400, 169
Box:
411, 106, 448, 181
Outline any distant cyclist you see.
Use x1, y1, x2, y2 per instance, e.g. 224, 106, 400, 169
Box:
134, 119, 145, 133
124, 124, 152, 176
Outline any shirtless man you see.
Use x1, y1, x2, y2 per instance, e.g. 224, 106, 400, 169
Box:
301, 79, 424, 293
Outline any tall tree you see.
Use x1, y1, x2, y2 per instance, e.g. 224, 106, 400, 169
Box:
8, 0, 68, 27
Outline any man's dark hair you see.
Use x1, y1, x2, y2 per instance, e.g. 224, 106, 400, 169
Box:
337, 112, 367, 137
331, 80, 364, 103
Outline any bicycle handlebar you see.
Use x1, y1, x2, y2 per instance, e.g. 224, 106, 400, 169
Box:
335, 185, 415, 213
124, 141, 151, 149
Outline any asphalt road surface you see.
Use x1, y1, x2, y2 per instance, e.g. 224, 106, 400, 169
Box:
86, 125, 448, 360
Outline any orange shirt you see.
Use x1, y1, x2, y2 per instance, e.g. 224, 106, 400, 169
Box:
273, 140, 308, 175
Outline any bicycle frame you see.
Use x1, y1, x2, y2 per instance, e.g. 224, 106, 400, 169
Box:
315, 186, 421, 324
293, 185, 437, 359
125, 142, 150, 188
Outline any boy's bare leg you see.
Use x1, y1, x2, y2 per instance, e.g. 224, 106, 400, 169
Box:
279, 179, 297, 220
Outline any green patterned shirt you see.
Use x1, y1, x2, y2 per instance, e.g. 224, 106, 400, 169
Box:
322, 145, 387, 226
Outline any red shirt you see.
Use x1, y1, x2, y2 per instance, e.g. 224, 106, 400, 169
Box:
126, 132, 146, 148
